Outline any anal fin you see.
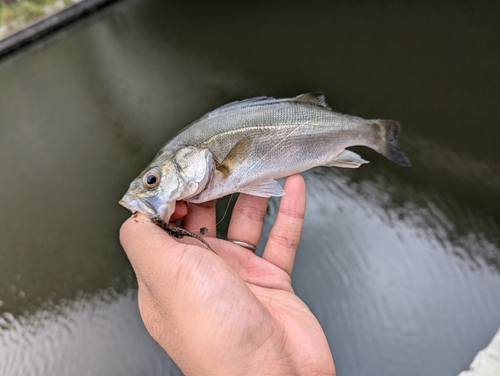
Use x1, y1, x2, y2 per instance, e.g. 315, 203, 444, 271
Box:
325, 150, 369, 169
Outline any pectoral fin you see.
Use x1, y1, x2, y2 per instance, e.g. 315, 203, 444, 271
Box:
325, 150, 369, 168
239, 179, 285, 197
216, 137, 252, 177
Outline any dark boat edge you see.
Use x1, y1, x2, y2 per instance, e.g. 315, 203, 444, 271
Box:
0, 0, 120, 60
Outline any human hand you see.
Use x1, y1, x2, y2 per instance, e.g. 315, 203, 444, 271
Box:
119, 174, 335, 376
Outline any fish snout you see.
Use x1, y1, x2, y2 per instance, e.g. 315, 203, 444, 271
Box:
119, 193, 158, 219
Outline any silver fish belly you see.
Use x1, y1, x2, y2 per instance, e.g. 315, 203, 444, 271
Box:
119, 92, 410, 222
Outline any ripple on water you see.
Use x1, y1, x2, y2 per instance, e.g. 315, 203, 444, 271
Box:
259, 164, 500, 375
0, 289, 182, 376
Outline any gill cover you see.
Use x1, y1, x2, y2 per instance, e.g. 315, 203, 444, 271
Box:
174, 146, 213, 200
143, 147, 213, 221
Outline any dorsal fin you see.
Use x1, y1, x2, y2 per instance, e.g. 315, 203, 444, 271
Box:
204, 92, 331, 119
292, 92, 330, 109
214, 96, 275, 111
204, 96, 277, 118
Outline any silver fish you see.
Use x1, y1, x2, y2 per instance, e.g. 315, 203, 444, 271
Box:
120, 92, 410, 222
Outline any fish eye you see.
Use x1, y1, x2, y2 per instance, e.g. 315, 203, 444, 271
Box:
143, 169, 161, 189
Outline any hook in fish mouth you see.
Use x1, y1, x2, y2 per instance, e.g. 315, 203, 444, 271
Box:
120, 195, 216, 253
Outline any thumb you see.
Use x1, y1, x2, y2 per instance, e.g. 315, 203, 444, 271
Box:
119, 213, 226, 294
119, 213, 188, 290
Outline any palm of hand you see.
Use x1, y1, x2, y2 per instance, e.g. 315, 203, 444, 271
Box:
120, 175, 335, 375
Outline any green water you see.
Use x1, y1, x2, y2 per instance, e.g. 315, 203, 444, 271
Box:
0, 1, 499, 375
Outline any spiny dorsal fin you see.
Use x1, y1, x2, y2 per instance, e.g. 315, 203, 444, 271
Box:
216, 137, 252, 177
292, 92, 330, 109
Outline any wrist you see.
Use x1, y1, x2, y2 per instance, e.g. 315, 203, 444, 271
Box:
169, 335, 334, 376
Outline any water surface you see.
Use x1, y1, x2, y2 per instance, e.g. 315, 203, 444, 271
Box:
0, 1, 499, 375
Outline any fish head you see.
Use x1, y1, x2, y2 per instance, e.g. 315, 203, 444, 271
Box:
119, 159, 181, 221
119, 147, 213, 221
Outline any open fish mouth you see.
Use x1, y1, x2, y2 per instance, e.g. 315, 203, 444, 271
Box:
119, 194, 157, 218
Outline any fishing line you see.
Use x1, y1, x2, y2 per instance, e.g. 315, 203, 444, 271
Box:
216, 193, 235, 226
199, 193, 235, 234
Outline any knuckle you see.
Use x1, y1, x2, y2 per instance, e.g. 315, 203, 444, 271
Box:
280, 205, 305, 221
269, 230, 299, 250
233, 203, 267, 222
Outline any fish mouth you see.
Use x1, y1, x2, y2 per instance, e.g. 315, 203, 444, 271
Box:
119, 194, 158, 218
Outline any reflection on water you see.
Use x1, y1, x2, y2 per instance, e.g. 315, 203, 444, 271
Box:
0, 289, 182, 376
259, 167, 500, 376
389, 136, 500, 271
0, 0, 499, 375
2, 161, 498, 375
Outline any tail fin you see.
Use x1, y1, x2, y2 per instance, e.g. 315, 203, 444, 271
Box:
374, 120, 411, 167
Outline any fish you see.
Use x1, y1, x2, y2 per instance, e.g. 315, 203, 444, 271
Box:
119, 92, 410, 246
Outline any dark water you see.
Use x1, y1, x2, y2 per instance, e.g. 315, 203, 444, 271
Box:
0, 1, 499, 375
